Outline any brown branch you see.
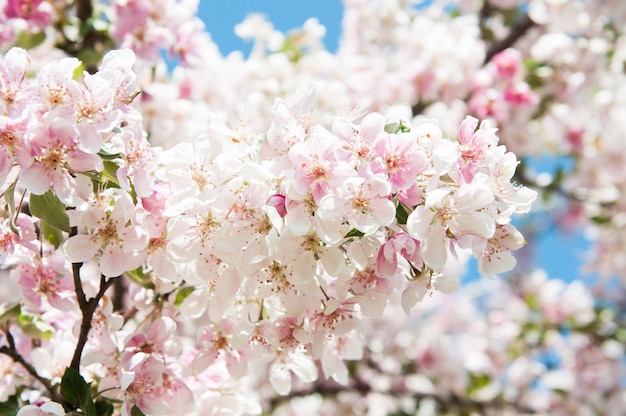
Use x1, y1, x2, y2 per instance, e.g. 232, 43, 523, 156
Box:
484, 13, 536, 64
54, 0, 113, 73
0, 328, 61, 402
68, 227, 116, 371
75, 0, 93, 24
411, 101, 428, 117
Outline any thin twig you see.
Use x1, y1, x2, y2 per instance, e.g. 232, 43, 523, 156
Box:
68, 226, 116, 371
0, 328, 60, 401
484, 14, 536, 64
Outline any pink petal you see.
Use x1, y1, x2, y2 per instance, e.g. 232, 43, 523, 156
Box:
64, 234, 101, 263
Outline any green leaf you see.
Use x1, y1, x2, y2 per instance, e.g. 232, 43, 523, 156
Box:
344, 228, 365, 238
40, 221, 64, 249
174, 286, 195, 307
17, 313, 53, 340
131, 405, 146, 416
0, 394, 20, 416
0, 303, 20, 326
384, 121, 411, 134
61, 368, 90, 408
101, 160, 121, 189
590, 215, 612, 225
395, 203, 409, 225
4, 180, 16, 216
126, 267, 155, 290
97, 149, 122, 160
15, 31, 46, 50
77, 48, 104, 72
466, 373, 491, 396
60, 367, 98, 415
83, 387, 96, 416
94, 399, 114, 416
29, 191, 70, 232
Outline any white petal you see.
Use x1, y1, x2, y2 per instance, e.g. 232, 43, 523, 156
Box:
455, 211, 495, 238
269, 360, 291, 395
406, 206, 433, 240
64, 234, 100, 263
401, 281, 427, 315
455, 183, 494, 211
289, 352, 318, 383
100, 244, 128, 277
422, 224, 447, 271
121, 371, 135, 391
432, 273, 460, 293
226, 351, 248, 379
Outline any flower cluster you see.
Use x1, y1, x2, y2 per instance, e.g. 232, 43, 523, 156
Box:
2, 0, 625, 414
268, 271, 626, 415
0, 41, 535, 413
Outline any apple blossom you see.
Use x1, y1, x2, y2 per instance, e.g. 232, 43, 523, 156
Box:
0, 1, 624, 415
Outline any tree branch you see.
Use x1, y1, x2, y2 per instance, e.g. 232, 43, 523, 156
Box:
68, 227, 116, 371
0, 328, 61, 402
484, 13, 536, 64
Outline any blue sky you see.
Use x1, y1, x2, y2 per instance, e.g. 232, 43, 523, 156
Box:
198, 1, 344, 54
195, 2, 594, 284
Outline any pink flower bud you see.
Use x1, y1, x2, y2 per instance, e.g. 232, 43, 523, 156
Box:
491, 48, 522, 79
266, 194, 287, 218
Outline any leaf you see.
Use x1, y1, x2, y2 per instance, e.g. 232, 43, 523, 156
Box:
83, 387, 96, 416
174, 286, 195, 307
131, 405, 146, 416
94, 399, 114, 416
61, 368, 90, 408
384, 121, 410, 134
126, 267, 155, 290
29, 190, 70, 232
0, 394, 19, 416
466, 373, 491, 396
395, 203, 409, 225
344, 228, 365, 238
4, 180, 16, 217
101, 160, 121, 189
40, 221, 64, 248
17, 313, 53, 340
97, 149, 122, 160
15, 31, 46, 50
0, 303, 20, 326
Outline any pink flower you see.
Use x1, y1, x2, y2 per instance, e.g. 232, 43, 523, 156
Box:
37, 57, 81, 109
333, 112, 386, 166
407, 180, 496, 271
0, 115, 28, 184
266, 194, 287, 218
474, 223, 525, 278
0, 214, 37, 257
269, 347, 318, 395
457, 115, 499, 183
289, 128, 351, 202
121, 354, 168, 416
191, 318, 248, 380
16, 110, 103, 202
3, 0, 53, 30
122, 317, 180, 365
376, 232, 424, 278
490, 48, 523, 79
16, 402, 65, 416
371, 130, 428, 192
504, 82, 538, 106
317, 169, 395, 233
0, 47, 30, 114
11, 252, 75, 312
63, 190, 148, 277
